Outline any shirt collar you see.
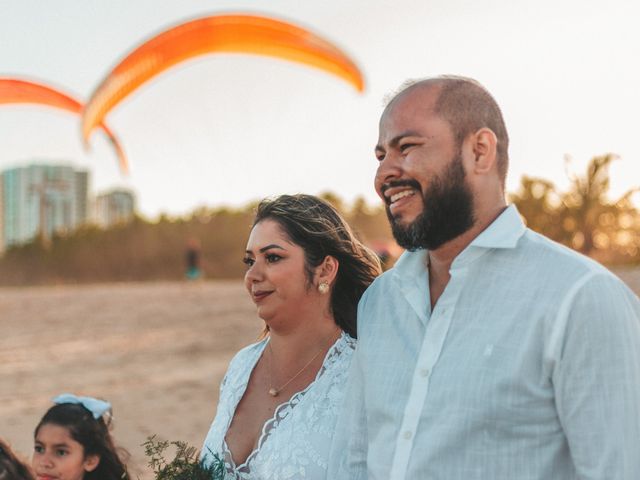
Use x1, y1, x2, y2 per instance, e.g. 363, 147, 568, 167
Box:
391, 249, 430, 321
467, 204, 526, 249
392, 247, 428, 279
392, 204, 526, 276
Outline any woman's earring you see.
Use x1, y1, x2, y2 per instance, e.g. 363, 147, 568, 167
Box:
318, 281, 330, 294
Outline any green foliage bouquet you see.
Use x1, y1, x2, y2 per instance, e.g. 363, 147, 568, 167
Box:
143, 436, 225, 480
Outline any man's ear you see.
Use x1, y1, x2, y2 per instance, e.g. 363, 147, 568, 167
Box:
83, 454, 100, 473
470, 128, 498, 175
315, 255, 339, 287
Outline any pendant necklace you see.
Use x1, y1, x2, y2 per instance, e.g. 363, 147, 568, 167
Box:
267, 330, 339, 397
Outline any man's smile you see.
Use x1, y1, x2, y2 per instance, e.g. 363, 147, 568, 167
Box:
389, 189, 416, 204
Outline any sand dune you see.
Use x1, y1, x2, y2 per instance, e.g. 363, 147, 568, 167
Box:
1, 269, 639, 478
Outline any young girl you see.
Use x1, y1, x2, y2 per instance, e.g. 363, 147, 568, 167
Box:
32, 394, 128, 480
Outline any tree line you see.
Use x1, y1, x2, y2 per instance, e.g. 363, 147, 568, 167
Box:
0, 154, 637, 286
0, 195, 393, 285
509, 154, 639, 264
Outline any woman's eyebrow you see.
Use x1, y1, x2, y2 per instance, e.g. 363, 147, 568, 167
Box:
245, 244, 286, 255
259, 244, 285, 253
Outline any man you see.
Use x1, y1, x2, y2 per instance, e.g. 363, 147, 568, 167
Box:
330, 76, 640, 479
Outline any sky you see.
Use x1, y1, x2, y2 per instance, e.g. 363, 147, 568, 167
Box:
1, 0, 639, 218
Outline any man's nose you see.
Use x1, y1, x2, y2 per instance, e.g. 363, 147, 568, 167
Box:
375, 152, 403, 189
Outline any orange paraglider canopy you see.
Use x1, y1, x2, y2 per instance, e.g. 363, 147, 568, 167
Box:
0, 78, 129, 174
82, 13, 365, 142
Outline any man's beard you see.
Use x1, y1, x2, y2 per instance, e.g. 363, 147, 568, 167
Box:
386, 155, 475, 251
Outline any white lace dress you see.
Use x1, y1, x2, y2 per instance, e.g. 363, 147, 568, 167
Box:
202, 332, 355, 480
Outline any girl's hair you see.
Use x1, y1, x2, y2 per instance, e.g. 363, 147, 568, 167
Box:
0, 438, 35, 480
253, 194, 382, 338
34, 403, 128, 480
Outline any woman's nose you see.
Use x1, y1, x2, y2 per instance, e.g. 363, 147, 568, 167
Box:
244, 262, 263, 282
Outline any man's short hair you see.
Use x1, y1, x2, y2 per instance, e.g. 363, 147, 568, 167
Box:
392, 75, 510, 186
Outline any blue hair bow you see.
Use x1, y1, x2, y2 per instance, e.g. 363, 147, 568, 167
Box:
52, 393, 112, 420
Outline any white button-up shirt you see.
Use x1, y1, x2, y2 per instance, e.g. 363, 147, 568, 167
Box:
330, 205, 640, 480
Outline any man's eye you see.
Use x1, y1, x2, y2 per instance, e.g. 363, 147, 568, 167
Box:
56, 449, 69, 457
375, 152, 385, 162
265, 254, 282, 263
34, 445, 44, 454
400, 143, 416, 153
242, 257, 254, 267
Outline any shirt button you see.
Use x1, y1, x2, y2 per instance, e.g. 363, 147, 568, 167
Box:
441, 308, 447, 315
420, 368, 430, 377
403, 430, 413, 440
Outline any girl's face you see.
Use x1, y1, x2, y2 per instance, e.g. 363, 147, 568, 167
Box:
33, 424, 99, 480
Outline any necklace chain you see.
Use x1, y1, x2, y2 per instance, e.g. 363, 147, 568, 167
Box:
267, 330, 340, 397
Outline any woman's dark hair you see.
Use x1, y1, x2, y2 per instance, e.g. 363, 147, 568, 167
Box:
0, 438, 35, 480
253, 194, 382, 338
34, 403, 128, 480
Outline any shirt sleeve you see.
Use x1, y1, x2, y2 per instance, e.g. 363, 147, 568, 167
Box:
328, 343, 368, 479
552, 272, 640, 479
328, 294, 371, 479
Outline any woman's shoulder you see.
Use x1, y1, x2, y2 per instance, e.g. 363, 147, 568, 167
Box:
227, 338, 268, 370
337, 332, 356, 354
318, 332, 356, 379
338, 332, 356, 352
220, 338, 268, 389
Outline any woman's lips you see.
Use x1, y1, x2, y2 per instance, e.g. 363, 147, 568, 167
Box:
252, 290, 273, 302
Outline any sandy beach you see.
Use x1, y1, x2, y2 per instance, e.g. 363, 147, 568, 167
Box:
0, 281, 260, 479
2, 269, 639, 478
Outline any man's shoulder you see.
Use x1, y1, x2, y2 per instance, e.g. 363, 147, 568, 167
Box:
362, 252, 415, 292
513, 229, 640, 308
359, 270, 389, 302
371, 265, 398, 286
358, 250, 426, 310
516, 228, 610, 278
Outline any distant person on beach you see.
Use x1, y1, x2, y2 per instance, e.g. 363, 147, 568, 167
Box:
33, 394, 129, 480
202, 194, 381, 479
185, 238, 202, 280
329, 75, 640, 479
0, 438, 34, 480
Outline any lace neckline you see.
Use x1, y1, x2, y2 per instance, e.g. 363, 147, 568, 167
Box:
222, 332, 350, 475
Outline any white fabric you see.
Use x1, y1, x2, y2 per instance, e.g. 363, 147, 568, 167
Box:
203, 332, 355, 480
329, 205, 640, 480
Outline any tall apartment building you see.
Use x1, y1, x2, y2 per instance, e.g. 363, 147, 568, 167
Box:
1, 164, 89, 249
75, 169, 89, 226
94, 188, 136, 228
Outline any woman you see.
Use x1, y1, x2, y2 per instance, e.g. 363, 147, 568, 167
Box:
202, 194, 381, 479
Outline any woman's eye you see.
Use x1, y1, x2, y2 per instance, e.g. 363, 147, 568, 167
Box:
242, 257, 254, 267
265, 254, 282, 263
34, 445, 44, 454
56, 449, 68, 457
